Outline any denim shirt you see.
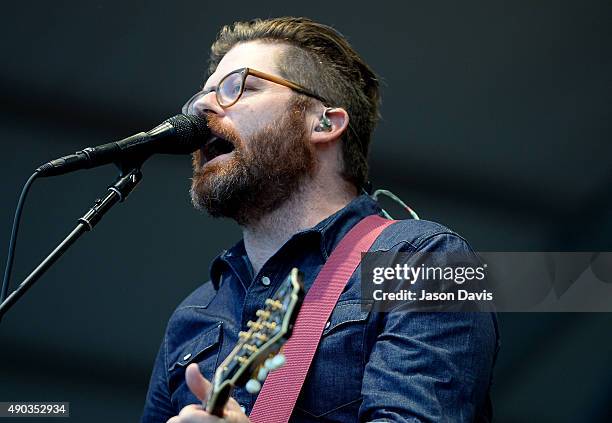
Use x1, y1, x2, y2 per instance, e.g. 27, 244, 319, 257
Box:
142, 195, 499, 422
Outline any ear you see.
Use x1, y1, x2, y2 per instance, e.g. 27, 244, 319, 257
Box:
309, 107, 349, 146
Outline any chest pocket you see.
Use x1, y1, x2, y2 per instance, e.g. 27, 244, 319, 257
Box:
168, 323, 222, 395
295, 301, 370, 420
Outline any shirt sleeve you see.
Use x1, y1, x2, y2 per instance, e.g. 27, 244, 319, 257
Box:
358, 233, 500, 422
141, 337, 176, 423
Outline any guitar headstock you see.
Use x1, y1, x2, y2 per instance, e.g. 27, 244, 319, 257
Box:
206, 268, 304, 416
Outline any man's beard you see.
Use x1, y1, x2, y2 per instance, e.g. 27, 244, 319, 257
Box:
190, 98, 316, 226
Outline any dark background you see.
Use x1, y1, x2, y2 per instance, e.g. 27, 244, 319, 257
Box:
1, 1, 610, 422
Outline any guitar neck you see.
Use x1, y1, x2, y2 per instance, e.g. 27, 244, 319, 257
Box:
206, 384, 232, 417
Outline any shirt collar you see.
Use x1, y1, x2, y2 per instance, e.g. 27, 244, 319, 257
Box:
209, 194, 383, 289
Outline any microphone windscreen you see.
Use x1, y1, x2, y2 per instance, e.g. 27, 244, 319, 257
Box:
164, 114, 210, 150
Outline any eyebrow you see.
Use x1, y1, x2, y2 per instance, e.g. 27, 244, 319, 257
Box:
244, 76, 266, 86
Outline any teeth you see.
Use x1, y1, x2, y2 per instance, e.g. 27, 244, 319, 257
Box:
205, 136, 220, 146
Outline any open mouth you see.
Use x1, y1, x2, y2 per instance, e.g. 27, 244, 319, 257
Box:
202, 136, 235, 163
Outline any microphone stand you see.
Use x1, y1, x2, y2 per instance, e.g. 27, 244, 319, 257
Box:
0, 166, 143, 320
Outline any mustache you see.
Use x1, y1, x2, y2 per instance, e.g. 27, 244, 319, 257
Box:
191, 114, 243, 173
205, 113, 243, 148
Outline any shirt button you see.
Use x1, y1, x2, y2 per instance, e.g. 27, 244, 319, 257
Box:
261, 276, 271, 286
325, 321, 331, 329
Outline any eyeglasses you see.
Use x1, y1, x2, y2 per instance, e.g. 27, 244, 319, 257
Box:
182, 67, 329, 114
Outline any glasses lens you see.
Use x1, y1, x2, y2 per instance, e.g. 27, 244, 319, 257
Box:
181, 92, 203, 115
218, 71, 244, 107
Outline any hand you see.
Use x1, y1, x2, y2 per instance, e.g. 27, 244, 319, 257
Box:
167, 363, 250, 423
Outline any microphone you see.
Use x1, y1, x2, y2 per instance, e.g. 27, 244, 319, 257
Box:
35, 114, 209, 177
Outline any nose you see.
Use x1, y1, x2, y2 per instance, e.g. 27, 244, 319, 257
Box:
192, 91, 225, 116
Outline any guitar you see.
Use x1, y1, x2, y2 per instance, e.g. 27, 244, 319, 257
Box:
205, 268, 304, 417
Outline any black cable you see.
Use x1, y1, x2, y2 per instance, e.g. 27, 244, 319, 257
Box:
1, 171, 39, 302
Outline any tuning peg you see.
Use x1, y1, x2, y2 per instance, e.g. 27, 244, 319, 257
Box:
256, 366, 269, 382
242, 344, 258, 353
271, 353, 286, 368
255, 309, 271, 319
264, 353, 286, 371
246, 378, 262, 394
246, 321, 263, 330
262, 321, 277, 330
254, 332, 268, 342
264, 357, 273, 370
265, 299, 283, 310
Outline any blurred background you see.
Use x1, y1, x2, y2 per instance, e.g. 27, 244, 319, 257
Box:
0, 0, 610, 421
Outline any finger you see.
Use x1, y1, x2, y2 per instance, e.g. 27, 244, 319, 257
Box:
177, 407, 225, 423
223, 395, 244, 414
178, 404, 204, 416
223, 409, 251, 422
186, 362, 212, 403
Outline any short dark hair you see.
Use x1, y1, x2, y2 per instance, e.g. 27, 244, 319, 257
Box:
209, 17, 380, 189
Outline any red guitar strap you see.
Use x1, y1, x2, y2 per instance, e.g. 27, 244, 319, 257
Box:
249, 214, 396, 423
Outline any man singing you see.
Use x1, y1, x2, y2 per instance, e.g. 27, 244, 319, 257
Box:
142, 17, 499, 423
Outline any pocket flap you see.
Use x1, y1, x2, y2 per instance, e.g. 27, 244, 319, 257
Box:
322, 302, 370, 336
168, 323, 222, 371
